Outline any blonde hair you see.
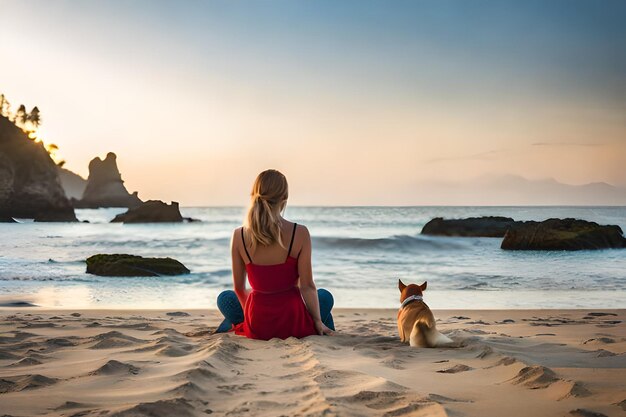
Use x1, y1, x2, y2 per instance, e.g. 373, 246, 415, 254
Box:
244, 169, 289, 251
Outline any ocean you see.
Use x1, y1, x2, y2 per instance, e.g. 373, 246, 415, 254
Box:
1, 206, 625, 309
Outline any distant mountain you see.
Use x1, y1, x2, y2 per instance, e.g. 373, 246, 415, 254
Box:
57, 167, 87, 200
414, 175, 626, 205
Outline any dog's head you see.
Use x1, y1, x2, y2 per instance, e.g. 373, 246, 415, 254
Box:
398, 279, 427, 303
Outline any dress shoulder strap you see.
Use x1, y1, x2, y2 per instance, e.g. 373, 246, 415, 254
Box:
241, 228, 252, 263
287, 223, 297, 260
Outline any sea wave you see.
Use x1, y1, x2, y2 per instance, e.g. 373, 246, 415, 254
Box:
60, 237, 231, 249
313, 234, 466, 252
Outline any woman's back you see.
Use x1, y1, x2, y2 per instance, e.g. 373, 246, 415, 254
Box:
234, 222, 318, 339
240, 222, 300, 294
238, 220, 299, 266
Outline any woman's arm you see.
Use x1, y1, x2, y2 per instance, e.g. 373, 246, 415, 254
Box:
231, 228, 250, 307
297, 226, 333, 335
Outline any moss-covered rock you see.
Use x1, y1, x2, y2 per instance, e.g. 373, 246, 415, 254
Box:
86, 254, 190, 276
501, 218, 626, 251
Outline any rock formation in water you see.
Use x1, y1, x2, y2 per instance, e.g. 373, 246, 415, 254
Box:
57, 167, 87, 200
111, 200, 184, 223
0, 115, 77, 222
421, 216, 521, 237
74, 152, 142, 208
86, 254, 190, 276
501, 218, 626, 251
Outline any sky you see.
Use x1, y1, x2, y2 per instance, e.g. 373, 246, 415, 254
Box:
1, 0, 625, 205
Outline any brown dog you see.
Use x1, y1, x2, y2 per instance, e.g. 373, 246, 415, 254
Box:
397, 279, 454, 347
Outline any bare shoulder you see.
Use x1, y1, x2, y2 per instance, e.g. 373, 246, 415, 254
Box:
294, 223, 310, 244
232, 226, 243, 242
297, 223, 310, 237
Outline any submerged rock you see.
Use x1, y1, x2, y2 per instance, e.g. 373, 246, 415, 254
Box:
111, 200, 183, 223
73, 152, 142, 208
0, 115, 77, 222
86, 254, 190, 276
501, 218, 626, 251
421, 216, 520, 237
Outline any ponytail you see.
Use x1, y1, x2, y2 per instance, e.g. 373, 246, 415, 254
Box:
244, 170, 289, 251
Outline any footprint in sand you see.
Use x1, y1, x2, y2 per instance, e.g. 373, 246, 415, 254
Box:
109, 398, 195, 417
53, 401, 92, 411
108, 322, 159, 331
0, 331, 37, 344
428, 393, 473, 403
89, 331, 146, 349
328, 390, 447, 416
46, 337, 79, 348
436, 364, 472, 374
0, 374, 58, 393
487, 356, 518, 368
156, 342, 195, 357
509, 365, 560, 389
8, 356, 43, 367
89, 360, 140, 376
559, 381, 592, 400
217, 383, 256, 392
381, 358, 406, 370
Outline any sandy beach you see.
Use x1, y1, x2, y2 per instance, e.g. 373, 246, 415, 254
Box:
0, 308, 624, 417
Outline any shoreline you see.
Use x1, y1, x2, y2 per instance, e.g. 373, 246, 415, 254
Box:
2, 289, 626, 310
1, 308, 624, 416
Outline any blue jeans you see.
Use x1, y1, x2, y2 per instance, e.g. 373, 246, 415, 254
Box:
215, 288, 335, 333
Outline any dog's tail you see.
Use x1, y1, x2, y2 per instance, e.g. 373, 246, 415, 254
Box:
411, 320, 455, 348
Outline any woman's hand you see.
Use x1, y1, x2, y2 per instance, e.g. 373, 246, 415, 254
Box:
314, 319, 334, 336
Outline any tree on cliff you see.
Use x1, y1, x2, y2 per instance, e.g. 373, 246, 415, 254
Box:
0, 94, 12, 120
28, 106, 41, 129
0, 94, 6, 116
15, 104, 28, 127
0, 93, 44, 134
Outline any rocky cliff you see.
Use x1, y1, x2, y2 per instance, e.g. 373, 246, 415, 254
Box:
74, 152, 142, 208
0, 115, 77, 221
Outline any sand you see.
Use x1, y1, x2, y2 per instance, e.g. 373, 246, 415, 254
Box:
0, 308, 624, 417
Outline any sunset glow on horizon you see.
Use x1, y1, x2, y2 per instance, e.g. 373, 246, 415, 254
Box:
1, 0, 625, 205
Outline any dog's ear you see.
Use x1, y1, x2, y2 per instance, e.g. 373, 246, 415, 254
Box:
398, 279, 407, 292
419, 281, 427, 292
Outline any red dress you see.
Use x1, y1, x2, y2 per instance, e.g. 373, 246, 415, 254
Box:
232, 224, 318, 340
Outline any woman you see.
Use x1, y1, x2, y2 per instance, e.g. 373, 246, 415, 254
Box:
215, 169, 335, 339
